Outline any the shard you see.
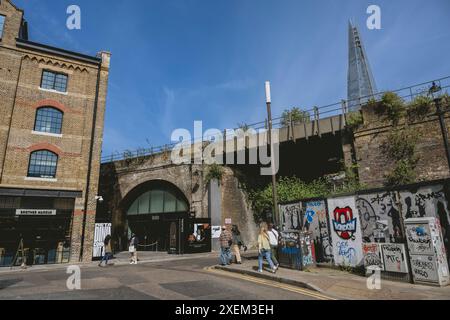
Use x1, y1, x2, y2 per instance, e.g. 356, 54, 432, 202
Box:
347, 20, 378, 111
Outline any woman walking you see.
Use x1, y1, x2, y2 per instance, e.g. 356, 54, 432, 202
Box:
98, 234, 112, 267
257, 223, 277, 273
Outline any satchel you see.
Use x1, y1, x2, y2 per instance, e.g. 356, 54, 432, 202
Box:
128, 245, 135, 253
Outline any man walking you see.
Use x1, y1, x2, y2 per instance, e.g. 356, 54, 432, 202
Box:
268, 223, 280, 269
98, 234, 113, 267
219, 225, 232, 266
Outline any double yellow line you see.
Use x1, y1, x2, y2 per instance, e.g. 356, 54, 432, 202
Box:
205, 267, 336, 300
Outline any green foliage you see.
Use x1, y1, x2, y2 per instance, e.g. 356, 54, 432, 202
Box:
237, 123, 250, 131
281, 107, 311, 127
205, 164, 224, 185
346, 111, 364, 130
376, 92, 406, 125
382, 128, 420, 186
407, 95, 433, 121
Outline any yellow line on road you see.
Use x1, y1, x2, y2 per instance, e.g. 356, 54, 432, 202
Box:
205, 267, 336, 300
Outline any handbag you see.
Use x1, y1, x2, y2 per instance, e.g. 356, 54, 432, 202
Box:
128, 245, 135, 253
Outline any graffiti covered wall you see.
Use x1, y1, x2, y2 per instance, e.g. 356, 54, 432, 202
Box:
356, 192, 403, 243
280, 202, 303, 231
327, 196, 363, 267
303, 200, 333, 262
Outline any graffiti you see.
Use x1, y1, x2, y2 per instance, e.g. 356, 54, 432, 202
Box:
279, 231, 302, 270
356, 192, 403, 243
381, 244, 408, 273
406, 224, 433, 254
337, 241, 357, 265
280, 203, 302, 231
332, 207, 357, 240
362, 243, 383, 269
411, 256, 438, 281
401, 186, 448, 220
304, 201, 333, 263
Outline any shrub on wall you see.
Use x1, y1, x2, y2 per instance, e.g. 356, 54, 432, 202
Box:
376, 92, 406, 125
281, 107, 311, 127
407, 95, 434, 121
346, 111, 364, 130
205, 163, 224, 185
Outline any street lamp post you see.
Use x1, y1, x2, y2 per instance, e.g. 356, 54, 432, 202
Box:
265, 81, 280, 226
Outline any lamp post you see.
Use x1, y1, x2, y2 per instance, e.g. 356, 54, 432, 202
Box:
265, 81, 280, 225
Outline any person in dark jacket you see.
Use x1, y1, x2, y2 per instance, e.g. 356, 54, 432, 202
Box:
231, 225, 244, 264
98, 235, 112, 267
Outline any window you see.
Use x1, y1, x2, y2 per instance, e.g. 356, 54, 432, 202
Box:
34, 107, 63, 134
127, 188, 189, 215
0, 15, 5, 39
41, 70, 68, 92
28, 150, 58, 179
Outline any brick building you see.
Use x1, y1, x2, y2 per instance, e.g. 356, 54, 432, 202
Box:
0, 0, 110, 266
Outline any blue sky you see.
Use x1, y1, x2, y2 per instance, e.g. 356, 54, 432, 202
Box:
13, 0, 450, 156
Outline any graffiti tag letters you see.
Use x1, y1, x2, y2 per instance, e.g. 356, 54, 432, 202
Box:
332, 207, 357, 240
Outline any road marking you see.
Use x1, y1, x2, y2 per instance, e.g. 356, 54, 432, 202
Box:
205, 267, 336, 300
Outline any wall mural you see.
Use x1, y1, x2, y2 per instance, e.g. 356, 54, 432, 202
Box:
400, 184, 450, 264
280, 202, 303, 231
303, 200, 333, 263
362, 243, 383, 269
327, 196, 363, 267
356, 192, 403, 243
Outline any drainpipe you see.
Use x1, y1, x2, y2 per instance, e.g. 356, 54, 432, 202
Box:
0, 55, 25, 184
79, 59, 102, 262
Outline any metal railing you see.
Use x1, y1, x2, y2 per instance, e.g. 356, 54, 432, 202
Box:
101, 75, 450, 164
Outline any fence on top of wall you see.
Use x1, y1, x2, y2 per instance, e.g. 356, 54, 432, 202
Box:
278, 178, 450, 285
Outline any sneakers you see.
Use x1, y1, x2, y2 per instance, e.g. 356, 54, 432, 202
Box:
257, 270, 263, 273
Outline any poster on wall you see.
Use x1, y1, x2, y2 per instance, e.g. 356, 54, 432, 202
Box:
362, 243, 384, 270
186, 220, 212, 253
93, 223, 111, 258
279, 231, 302, 270
381, 243, 409, 273
303, 200, 333, 263
327, 196, 363, 267
279, 202, 303, 231
211, 226, 221, 239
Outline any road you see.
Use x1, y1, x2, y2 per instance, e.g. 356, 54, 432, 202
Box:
0, 256, 332, 300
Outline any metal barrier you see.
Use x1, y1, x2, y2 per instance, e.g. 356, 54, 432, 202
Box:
101, 75, 450, 164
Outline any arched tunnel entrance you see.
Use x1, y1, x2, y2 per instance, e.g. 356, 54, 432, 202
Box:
119, 180, 211, 254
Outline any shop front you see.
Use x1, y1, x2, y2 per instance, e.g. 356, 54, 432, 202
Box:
0, 189, 79, 267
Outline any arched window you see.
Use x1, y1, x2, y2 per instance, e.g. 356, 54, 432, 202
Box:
34, 107, 63, 134
127, 187, 189, 216
28, 150, 58, 179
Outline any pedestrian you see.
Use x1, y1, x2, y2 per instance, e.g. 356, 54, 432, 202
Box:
268, 223, 280, 269
98, 234, 112, 267
231, 225, 243, 264
219, 225, 232, 266
129, 234, 139, 265
258, 223, 277, 273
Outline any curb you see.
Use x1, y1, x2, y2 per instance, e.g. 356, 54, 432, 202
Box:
213, 265, 325, 294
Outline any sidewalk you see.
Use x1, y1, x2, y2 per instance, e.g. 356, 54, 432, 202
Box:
0, 251, 219, 275
215, 259, 450, 300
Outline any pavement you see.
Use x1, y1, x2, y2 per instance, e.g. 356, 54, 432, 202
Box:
214, 259, 450, 300
0, 254, 330, 300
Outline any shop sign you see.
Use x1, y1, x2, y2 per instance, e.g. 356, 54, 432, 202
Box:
16, 209, 56, 216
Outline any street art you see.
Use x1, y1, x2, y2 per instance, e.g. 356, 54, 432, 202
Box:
381, 243, 408, 273
328, 197, 363, 267
356, 192, 403, 243
406, 224, 433, 254
362, 243, 383, 269
300, 232, 315, 267
410, 255, 438, 282
400, 184, 450, 263
280, 202, 303, 231
303, 200, 333, 263
332, 207, 357, 240
279, 231, 302, 270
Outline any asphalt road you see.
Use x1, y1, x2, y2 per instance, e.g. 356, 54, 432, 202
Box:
0, 257, 332, 300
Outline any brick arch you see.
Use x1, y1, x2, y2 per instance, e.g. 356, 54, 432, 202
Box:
28, 143, 62, 156
32, 99, 69, 114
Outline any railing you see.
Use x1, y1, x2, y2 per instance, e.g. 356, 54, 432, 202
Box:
101, 75, 450, 164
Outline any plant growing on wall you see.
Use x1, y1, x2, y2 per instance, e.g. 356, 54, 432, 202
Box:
346, 111, 364, 131
280, 107, 311, 127
376, 92, 406, 125
382, 128, 420, 186
407, 95, 434, 122
205, 163, 224, 185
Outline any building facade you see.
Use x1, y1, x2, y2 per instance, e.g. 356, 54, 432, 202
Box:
0, 0, 110, 266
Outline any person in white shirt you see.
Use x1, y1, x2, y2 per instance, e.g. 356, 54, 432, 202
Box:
268, 223, 280, 269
